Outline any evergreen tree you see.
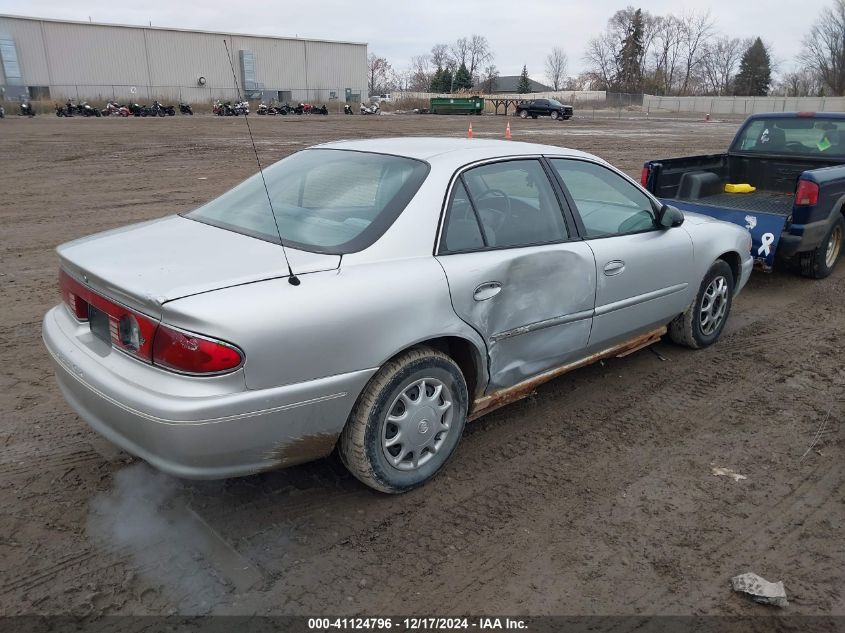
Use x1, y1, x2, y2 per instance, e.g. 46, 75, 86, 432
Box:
431, 66, 454, 93
453, 63, 473, 91
431, 66, 445, 93
615, 8, 645, 92
517, 65, 531, 93
734, 38, 771, 96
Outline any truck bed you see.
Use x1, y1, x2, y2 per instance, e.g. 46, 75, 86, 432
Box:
677, 191, 794, 217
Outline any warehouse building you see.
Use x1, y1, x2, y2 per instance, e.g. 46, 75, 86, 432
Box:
0, 14, 367, 104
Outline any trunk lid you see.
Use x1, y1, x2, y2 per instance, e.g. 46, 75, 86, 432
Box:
57, 215, 339, 318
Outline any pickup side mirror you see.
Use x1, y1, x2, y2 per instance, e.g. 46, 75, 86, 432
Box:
657, 204, 684, 228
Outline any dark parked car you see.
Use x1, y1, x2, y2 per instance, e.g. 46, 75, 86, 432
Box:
515, 98, 573, 121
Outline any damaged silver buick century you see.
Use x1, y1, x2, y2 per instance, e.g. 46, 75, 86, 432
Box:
43, 138, 752, 492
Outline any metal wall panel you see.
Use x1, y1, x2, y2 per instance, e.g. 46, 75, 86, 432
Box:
0, 16, 366, 103
0, 17, 50, 85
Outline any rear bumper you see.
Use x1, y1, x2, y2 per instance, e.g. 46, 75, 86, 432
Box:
777, 218, 832, 258
42, 306, 376, 479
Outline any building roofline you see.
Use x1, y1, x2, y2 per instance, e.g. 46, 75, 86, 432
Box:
0, 13, 368, 47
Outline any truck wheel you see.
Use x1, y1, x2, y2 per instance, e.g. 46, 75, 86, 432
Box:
519, 110, 528, 119
340, 347, 468, 494
669, 260, 735, 349
550, 110, 559, 120
799, 215, 844, 279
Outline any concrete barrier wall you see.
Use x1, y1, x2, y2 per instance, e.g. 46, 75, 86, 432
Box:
395, 90, 608, 103
644, 94, 845, 114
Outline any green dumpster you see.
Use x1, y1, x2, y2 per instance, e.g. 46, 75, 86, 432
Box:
429, 96, 485, 115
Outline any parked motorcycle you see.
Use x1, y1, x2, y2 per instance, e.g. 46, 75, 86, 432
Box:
20, 102, 35, 117
150, 101, 175, 117
76, 101, 101, 117
213, 100, 236, 116
103, 101, 131, 117
344, 103, 354, 115
0, 106, 5, 119
55, 102, 73, 117
311, 104, 329, 115
179, 102, 193, 115
257, 103, 270, 115
233, 100, 249, 116
360, 103, 380, 115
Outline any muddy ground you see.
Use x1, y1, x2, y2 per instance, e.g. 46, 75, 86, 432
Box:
0, 113, 842, 619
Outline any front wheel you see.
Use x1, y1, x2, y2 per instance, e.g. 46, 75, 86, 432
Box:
550, 110, 559, 120
340, 347, 468, 493
669, 260, 735, 349
799, 215, 844, 279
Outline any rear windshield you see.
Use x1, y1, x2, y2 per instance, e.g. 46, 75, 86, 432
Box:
187, 149, 429, 254
732, 117, 845, 158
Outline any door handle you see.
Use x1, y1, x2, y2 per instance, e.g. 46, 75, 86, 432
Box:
603, 260, 626, 276
473, 282, 502, 301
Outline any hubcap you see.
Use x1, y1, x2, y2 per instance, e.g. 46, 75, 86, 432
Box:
825, 225, 842, 268
382, 378, 453, 471
700, 276, 729, 336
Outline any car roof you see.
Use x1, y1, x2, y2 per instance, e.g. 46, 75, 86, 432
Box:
311, 137, 598, 164
747, 112, 845, 120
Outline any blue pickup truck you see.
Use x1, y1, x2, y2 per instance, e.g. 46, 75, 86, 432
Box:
642, 112, 845, 278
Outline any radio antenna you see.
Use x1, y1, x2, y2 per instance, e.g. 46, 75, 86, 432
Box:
223, 39, 300, 286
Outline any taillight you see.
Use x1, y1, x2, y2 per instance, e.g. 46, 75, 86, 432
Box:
795, 180, 819, 206
153, 325, 243, 375
59, 268, 243, 374
641, 166, 651, 188
59, 269, 90, 320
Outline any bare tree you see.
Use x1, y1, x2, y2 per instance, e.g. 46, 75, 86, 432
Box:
700, 36, 743, 95
479, 63, 499, 93
450, 37, 470, 69
679, 10, 714, 94
584, 33, 617, 90
409, 55, 433, 91
777, 68, 823, 96
468, 35, 493, 81
367, 53, 392, 96
800, 0, 845, 95
651, 15, 685, 94
545, 48, 568, 90
430, 44, 450, 69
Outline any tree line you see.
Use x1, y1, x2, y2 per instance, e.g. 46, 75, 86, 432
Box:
367, 0, 845, 98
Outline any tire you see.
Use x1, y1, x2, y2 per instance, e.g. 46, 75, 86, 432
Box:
519, 109, 528, 119
798, 215, 844, 279
669, 259, 735, 349
339, 347, 469, 494
550, 110, 559, 120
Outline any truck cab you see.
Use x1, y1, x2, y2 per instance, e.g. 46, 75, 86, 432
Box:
642, 112, 845, 277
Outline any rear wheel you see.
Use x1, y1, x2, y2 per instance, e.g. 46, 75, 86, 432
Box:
519, 109, 528, 119
799, 215, 844, 279
669, 260, 734, 349
340, 347, 468, 493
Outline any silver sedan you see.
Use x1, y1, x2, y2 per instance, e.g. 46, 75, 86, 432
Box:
43, 138, 753, 492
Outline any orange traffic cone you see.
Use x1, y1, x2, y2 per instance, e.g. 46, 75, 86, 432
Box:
505, 120, 512, 140
467, 122, 473, 139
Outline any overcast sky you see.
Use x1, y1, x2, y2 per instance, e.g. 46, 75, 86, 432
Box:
1, 0, 831, 80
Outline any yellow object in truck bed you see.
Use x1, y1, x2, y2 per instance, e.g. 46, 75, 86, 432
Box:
724, 183, 757, 193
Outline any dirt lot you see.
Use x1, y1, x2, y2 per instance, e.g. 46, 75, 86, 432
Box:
0, 113, 842, 619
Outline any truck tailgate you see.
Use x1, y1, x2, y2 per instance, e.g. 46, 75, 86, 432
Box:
666, 197, 788, 270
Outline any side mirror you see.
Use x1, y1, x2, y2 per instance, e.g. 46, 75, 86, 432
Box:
657, 204, 684, 228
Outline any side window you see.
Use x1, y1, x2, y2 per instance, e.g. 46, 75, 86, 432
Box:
441, 181, 485, 253
551, 159, 657, 237
462, 160, 569, 248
